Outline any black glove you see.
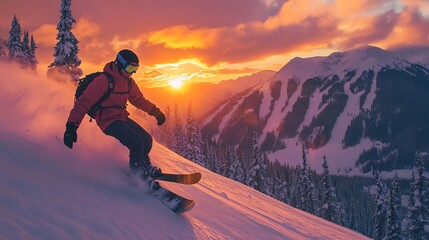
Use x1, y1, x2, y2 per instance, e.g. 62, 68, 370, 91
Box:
150, 107, 166, 126
64, 122, 78, 149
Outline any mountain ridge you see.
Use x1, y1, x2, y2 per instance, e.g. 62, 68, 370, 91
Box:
201, 45, 429, 175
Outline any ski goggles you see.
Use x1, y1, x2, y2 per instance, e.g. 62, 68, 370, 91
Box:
117, 53, 139, 74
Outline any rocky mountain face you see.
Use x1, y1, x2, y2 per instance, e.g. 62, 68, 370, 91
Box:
201, 46, 429, 174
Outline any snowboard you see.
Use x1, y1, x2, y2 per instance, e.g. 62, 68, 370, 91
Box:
126, 170, 201, 214
150, 184, 196, 214
154, 172, 201, 185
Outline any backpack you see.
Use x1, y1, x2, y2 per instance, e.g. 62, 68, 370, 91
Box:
75, 72, 115, 119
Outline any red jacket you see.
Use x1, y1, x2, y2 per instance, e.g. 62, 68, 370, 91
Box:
67, 62, 156, 131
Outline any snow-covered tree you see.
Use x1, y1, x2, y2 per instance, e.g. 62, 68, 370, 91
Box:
407, 157, 429, 239
228, 147, 246, 183
385, 174, 401, 240
0, 34, 6, 60
172, 103, 186, 156
276, 178, 289, 203
216, 147, 228, 176
201, 139, 215, 171
48, 0, 82, 83
320, 155, 340, 223
404, 171, 417, 238
262, 154, 273, 196
156, 105, 173, 148
21, 31, 32, 68
184, 104, 204, 166
297, 143, 316, 214
7, 15, 26, 65
246, 131, 267, 193
222, 146, 233, 177
373, 170, 386, 240
29, 35, 38, 70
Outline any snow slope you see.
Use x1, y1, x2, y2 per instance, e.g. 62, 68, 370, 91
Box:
0, 62, 369, 239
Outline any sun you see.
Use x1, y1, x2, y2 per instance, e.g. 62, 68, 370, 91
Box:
169, 78, 184, 89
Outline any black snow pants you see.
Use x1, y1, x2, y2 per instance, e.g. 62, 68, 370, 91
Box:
104, 118, 153, 171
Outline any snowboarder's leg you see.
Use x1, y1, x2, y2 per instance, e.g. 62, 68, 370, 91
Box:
125, 118, 153, 157
104, 119, 161, 191
125, 118, 162, 179
103, 120, 147, 171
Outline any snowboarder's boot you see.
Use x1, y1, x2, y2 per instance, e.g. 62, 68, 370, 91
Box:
147, 178, 161, 191
141, 164, 162, 179
139, 164, 162, 191
148, 165, 162, 179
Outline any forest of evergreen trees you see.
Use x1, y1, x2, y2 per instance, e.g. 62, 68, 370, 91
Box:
0, 15, 38, 69
0, 0, 82, 82
153, 103, 429, 239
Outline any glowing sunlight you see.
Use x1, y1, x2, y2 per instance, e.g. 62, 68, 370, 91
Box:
169, 77, 185, 89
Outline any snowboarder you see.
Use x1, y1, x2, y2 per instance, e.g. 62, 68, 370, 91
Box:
63, 49, 166, 180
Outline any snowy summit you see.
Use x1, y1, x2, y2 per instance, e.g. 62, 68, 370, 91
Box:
201, 45, 429, 175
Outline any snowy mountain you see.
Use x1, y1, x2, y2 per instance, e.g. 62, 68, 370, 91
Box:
0, 63, 368, 239
201, 46, 429, 175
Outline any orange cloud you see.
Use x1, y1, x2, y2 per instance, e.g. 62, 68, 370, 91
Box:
335, 10, 401, 49
110, 35, 143, 52
75, 18, 107, 56
33, 24, 57, 47
143, 70, 164, 78
2, 0, 428, 81
374, 1, 429, 49
147, 25, 221, 49
215, 67, 261, 75
105, 0, 429, 72
263, 0, 333, 29
74, 18, 100, 40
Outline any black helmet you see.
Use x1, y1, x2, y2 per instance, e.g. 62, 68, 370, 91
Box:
115, 49, 139, 73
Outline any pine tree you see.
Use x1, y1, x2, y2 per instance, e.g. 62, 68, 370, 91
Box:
172, 103, 186, 156
337, 206, 346, 226
405, 171, 417, 238
297, 143, 316, 214
48, 0, 82, 82
385, 174, 401, 240
21, 31, 32, 68
217, 147, 229, 176
157, 105, 173, 148
205, 141, 219, 173
263, 154, 273, 196
246, 131, 267, 192
228, 147, 246, 183
407, 157, 429, 239
294, 164, 304, 209
201, 139, 214, 171
416, 157, 429, 237
320, 155, 340, 223
373, 170, 386, 240
0, 33, 6, 60
277, 178, 289, 203
184, 103, 204, 166
29, 35, 38, 70
223, 146, 234, 177
7, 15, 26, 65
268, 161, 280, 199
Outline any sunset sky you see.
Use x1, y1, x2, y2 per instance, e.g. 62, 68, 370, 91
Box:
1, 0, 428, 87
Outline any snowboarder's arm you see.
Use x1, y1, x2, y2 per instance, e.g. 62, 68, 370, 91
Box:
128, 80, 156, 114
67, 75, 109, 127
